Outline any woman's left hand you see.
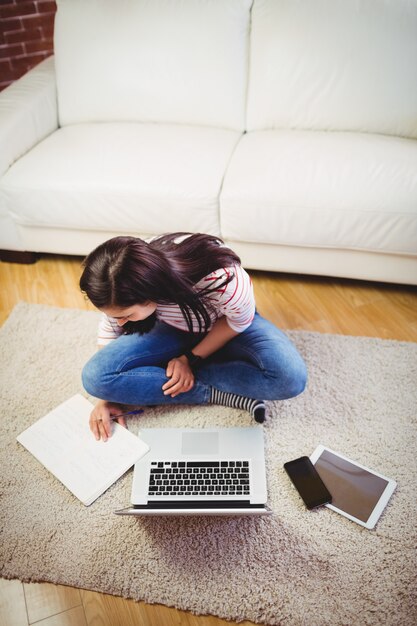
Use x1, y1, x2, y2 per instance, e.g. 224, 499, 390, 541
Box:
163, 356, 195, 397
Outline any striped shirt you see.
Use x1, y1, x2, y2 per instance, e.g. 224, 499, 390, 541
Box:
97, 264, 255, 345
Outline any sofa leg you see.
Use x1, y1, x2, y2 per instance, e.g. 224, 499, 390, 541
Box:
0, 250, 40, 264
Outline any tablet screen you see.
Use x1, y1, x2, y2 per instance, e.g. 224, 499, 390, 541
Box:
313, 448, 389, 523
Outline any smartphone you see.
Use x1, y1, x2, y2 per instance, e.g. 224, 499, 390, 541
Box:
284, 456, 332, 510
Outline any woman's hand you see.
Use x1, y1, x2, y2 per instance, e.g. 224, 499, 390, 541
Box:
162, 356, 195, 397
89, 399, 127, 442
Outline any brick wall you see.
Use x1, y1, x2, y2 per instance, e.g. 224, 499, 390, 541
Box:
0, 0, 57, 92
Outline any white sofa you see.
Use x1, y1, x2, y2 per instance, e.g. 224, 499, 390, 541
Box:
1, 0, 416, 284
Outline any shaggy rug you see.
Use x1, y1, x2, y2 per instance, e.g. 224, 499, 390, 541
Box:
0, 302, 416, 626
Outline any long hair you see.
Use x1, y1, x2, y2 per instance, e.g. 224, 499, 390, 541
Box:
79, 233, 241, 333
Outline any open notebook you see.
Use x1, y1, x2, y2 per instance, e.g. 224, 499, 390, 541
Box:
16, 394, 149, 505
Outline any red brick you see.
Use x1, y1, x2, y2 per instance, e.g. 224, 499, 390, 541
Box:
11, 51, 45, 67
24, 38, 52, 54
0, 2, 37, 19
0, 1, 56, 90
0, 42, 24, 58
40, 24, 54, 39
35, 0, 57, 12
1, 18, 22, 32
0, 59, 12, 78
9, 57, 32, 73
21, 13, 55, 29
5, 28, 43, 44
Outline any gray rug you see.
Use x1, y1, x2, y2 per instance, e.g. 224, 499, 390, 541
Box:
1, 302, 416, 626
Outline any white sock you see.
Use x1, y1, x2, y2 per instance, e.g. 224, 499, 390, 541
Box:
209, 388, 266, 423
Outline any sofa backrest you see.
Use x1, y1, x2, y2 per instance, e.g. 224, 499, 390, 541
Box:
247, 0, 417, 139
54, 0, 252, 131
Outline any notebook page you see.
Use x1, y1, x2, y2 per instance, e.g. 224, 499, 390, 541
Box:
17, 394, 149, 505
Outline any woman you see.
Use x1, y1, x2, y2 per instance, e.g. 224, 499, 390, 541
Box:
80, 233, 307, 441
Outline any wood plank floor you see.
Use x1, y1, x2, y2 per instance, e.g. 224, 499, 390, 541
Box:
1, 254, 416, 626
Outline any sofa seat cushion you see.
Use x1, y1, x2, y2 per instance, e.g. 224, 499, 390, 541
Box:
221, 130, 417, 256
1, 123, 241, 236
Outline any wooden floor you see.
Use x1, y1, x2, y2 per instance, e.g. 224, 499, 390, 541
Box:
1, 254, 416, 626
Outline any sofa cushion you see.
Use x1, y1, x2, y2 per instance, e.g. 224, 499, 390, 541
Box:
0, 123, 241, 236
221, 130, 417, 255
247, 0, 417, 138
54, 0, 252, 131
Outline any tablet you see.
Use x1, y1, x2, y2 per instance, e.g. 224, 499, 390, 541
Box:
310, 445, 397, 529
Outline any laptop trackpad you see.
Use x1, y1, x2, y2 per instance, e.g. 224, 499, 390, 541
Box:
181, 431, 219, 455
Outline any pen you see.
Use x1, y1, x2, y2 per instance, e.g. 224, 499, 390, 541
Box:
110, 409, 144, 420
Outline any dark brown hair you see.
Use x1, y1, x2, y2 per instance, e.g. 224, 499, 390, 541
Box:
79, 233, 241, 333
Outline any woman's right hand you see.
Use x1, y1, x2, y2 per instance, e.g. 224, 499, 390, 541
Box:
89, 400, 127, 442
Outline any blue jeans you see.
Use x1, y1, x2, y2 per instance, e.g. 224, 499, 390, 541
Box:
82, 313, 307, 406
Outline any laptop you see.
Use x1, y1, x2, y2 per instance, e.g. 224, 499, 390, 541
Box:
115, 426, 272, 516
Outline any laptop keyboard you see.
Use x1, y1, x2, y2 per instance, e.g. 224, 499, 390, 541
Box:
148, 460, 251, 497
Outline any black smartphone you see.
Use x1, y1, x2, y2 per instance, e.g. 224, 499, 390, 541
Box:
284, 456, 332, 510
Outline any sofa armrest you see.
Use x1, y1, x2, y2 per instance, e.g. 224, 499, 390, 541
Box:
0, 56, 58, 178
